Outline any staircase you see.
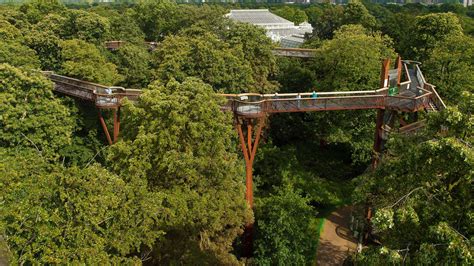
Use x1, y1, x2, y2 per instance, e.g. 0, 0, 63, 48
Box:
426, 100, 439, 113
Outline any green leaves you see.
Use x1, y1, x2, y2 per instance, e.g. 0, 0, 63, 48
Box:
59, 39, 122, 85
0, 148, 163, 264
151, 31, 256, 93
0, 64, 74, 158
353, 108, 473, 264
108, 78, 251, 264
254, 186, 317, 265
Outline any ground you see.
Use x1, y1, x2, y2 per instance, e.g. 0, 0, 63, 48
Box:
315, 206, 357, 266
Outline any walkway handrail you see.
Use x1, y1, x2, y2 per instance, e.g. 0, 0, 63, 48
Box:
424, 83, 446, 111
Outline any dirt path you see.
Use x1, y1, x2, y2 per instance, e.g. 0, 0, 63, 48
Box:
315, 206, 357, 266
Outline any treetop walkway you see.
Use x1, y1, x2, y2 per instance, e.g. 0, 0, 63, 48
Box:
43, 56, 445, 257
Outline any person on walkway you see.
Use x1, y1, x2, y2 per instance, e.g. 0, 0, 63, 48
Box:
297, 93, 301, 108
311, 91, 318, 107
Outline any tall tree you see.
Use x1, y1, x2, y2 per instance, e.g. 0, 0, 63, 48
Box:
225, 22, 279, 93
424, 34, 474, 103
67, 10, 111, 44
411, 12, 464, 61
0, 148, 162, 264
309, 25, 396, 164
59, 39, 122, 85
0, 64, 74, 158
151, 30, 254, 93
353, 105, 473, 264
254, 186, 317, 265
111, 43, 151, 88
343, 1, 377, 30
107, 78, 251, 264
0, 41, 41, 69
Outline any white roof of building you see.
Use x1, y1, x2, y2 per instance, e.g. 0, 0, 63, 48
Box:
227, 9, 294, 26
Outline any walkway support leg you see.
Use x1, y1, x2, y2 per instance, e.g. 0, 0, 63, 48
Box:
371, 109, 385, 170
371, 58, 391, 170
98, 108, 121, 145
98, 109, 113, 145
236, 117, 265, 257
113, 108, 121, 143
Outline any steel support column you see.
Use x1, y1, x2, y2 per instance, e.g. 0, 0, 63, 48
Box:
98, 108, 121, 145
113, 108, 121, 143
98, 109, 113, 145
371, 58, 391, 169
236, 116, 265, 257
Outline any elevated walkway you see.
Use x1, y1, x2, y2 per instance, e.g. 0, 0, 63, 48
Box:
43, 72, 141, 109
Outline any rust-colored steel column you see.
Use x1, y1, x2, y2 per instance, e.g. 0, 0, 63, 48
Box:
396, 56, 402, 86
113, 108, 121, 143
98, 109, 113, 145
236, 117, 265, 257
380, 58, 391, 89
371, 58, 391, 170
371, 110, 385, 169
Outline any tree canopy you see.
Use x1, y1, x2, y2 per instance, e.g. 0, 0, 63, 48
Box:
0, 2, 472, 264
107, 78, 251, 264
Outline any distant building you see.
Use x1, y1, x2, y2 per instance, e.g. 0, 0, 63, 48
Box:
226, 9, 313, 48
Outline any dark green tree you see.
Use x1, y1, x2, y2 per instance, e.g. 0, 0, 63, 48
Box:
107, 78, 251, 264
59, 39, 122, 85
225, 22, 279, 93
111, 43, 151, 88
424, 34, 474, 103
0, 41, 41, 69
254, 186, 317, 265
0, 148, 163, 264
411, 12, 463, 61
343, 1, 377, 30
151, 31, 254, 93
352, 106, 473, 264
0, 64, 74, 157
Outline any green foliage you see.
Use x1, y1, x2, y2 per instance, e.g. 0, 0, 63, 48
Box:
254, 142, 357, 207
59, 39, 121, 85
311, 4, 344, 40
0, 148, 163, 264
0, 19, 22, 41
151, 30, 254, 93
108, 9, 145, 43
134, 1, 227, 41
0, 64, 74, 157
133, 0, 183, 41
353, 108, 473, 264
225, 22, 279, 93
0, 41, 41, 69
308, 24, 396, 164
32, 13, 69, 39
343, 1, 377, 30
312, 24, 395, 91
412, 12, 464, 61
254, 186, 317, 265
424, 35, 474, 103
272, 6, 308, 25
24, 30, 62, 71
111, 43, 151, 88
107, 78, 251, 264
19, 0, 65, 24
67, 9, 111, 44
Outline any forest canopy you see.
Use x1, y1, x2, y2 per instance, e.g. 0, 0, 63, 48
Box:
0, 0, 472, 264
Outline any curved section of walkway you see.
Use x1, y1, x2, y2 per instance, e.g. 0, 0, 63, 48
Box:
316, 206, 357, 266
